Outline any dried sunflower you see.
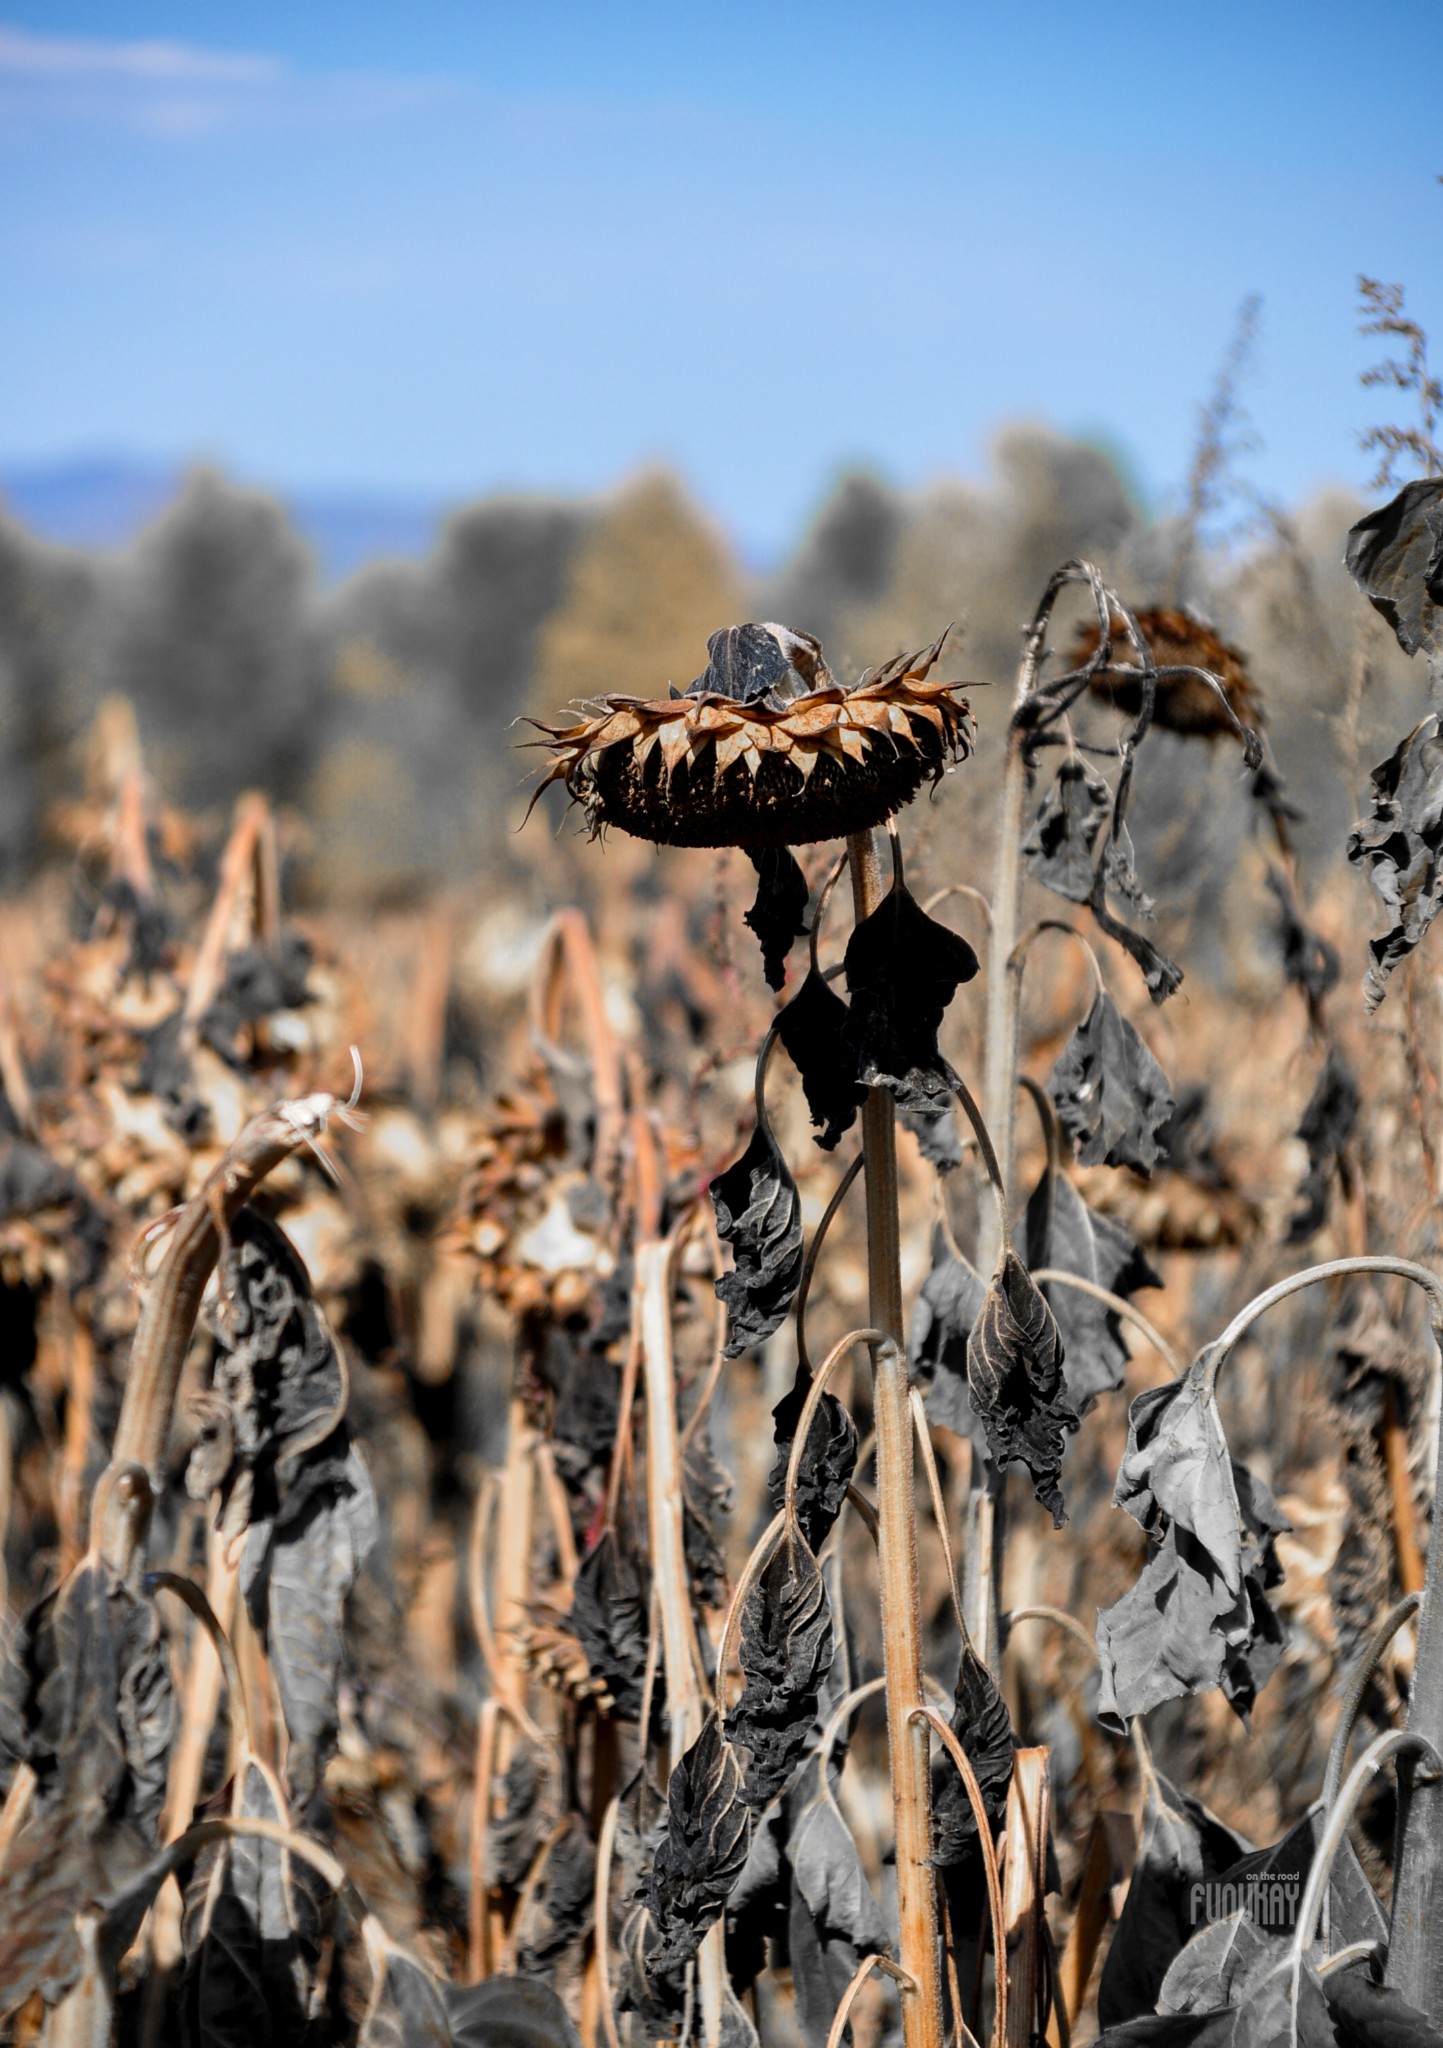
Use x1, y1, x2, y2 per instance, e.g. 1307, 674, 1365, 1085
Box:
525, 622, 974, 848
1072, 605, 1265, 736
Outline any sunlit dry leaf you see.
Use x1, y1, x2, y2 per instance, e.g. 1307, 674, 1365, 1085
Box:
645, 1712, 752, 1974
569, 1529, 650, 1720
1344, 477, 1443, 661
1048, 993, 1175, 1176
843, 879, 978, 1114
1096, 1372, 1289, 1731
710, 1123, 805, 1358
1024, 757, 1114, 904
967, 1251, 1078, 1525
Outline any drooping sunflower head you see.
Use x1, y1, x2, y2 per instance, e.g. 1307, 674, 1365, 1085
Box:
524, 622, 975, 848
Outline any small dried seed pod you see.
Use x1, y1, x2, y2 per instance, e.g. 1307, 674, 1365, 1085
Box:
525, 622, 975, 849
1073, 606, 1265, 736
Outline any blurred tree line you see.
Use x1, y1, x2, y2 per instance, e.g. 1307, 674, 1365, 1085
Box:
0, 433, 1419, 911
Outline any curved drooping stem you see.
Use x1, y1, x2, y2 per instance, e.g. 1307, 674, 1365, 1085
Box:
782, 1326, 884, 1517
1323, 1591, 1423, 1814
824, 1954, 916, 2048
1192, 1253, 1443, 2022
1009, 918, 1107, 1001
846, 825, 945, 2048
1028, 1270, 1183, 1378
911, 1703, 1009, 2048
795, 1153, 866, 1377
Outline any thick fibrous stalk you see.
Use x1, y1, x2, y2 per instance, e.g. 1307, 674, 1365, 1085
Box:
845, 827, 944, 2048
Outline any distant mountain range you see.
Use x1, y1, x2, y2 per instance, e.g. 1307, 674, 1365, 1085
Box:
0, 455, 447, 581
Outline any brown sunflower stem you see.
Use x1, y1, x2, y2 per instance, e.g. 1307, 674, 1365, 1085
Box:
845, 826, 945, 2048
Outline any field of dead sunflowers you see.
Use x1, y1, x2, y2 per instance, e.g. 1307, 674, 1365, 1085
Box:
2, 454, 1443, 2048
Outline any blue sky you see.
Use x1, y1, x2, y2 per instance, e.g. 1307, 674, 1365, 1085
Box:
1, 1, 1439, 557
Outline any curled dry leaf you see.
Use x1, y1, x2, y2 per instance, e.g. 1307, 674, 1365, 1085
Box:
1346, 712, 1443, 1010
775, 969, 865, 1150
1024, 756, 1115, 904
843, 879, 978, 1114
1344, 476, 1443, 661
643, 1711, 752, 1976
1096, 1371, 1289, 1731
515, 1812, 595, 1977
931, 1640, 1014, 1869
900, 1100, 964, 1170
727, 1523, 836, 1809
767, 1360, 859, 1554
744, 846, 811, 991
1024, 1168, 1162, 1410
1047, 992, 1175, 1176
194, 1208, 378, 1809
967, 1251, 1078, 1526
1286, 1048, 1359, 1243
710, 1121, 805, 1358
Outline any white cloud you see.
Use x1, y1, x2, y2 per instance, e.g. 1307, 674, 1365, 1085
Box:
0, 24, 281, 85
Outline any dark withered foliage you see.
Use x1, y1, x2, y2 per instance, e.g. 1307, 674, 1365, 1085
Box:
967, 1251, 1078, 1526
683, 1416, 734, 1609
202, 930, 314, 1067
1096, 1371, 1289, 1731
0, 1545, 175, 2011
1048, 993, 1175, 1176
1324, 1971, 1443, 2048
1096, 1771, 1251, 2033
744, 846, 811, 991
775, 969, 865, 1149
189, 1207, 377, 1807
1286, 1048, 1360, 1243
360, 1932, 583, 2047
1346, 713, 1443, 1010
182, 1759, 323, 2048
843, 879, 978, 1114
1024, 756, 1114, 903
727, 1524, 835, 1810
784, 1788, 890, 2047
1025, 1168, 1161, 1411
909, 1227, 987, 1442
1265, 867, 1339, 1006
710, 1122, 805, 1358
644, 1712, 752, 1975
570, 1529, 650, 1719
767, 1360, 859, 1554
515, 1813, 595, 1976
489, 1743, 554, 1890
931, 1640, 1014, 1868
1345, 477, 1443, 661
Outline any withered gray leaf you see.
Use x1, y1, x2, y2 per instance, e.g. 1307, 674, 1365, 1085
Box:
1324, 1968, 1443, 2048
710, 1121, 805, 1358
1090, 887, 1184, 1005
727, 1524, 835, 1809
1265, 867, 1339, 1005
1025, 1169, 1161, 1410
744, 846, 810, 991
1024, 756, 1114, 903
242, 1442, 377, 1810
682, 1414, 734, 1609
910, 1226, 988, 1443
687, 621, 833, 708
1096, 1372, 1289, 1731
776, 969, 865, 1150
515, 1813, 595, 1976
787, 1787, 890, 2048
767, 1361, 858, 1555
1048, 992, 1175, 1176
182, 1759, 320, 2048
966, 1251, 1078, 1526
1346, 713, 1443, 1010
645, 1711, 752, 1974
843, 880, 978, 1114
931, 1640, 1014, 1869
1286, 1048, 1359, 1243
360, 1934, 583, 2047
900, 1100, 964, 1170
1344, 477, 1443, 660
1096, 1769, 1251, 2032
570, 1529, 650, 1719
